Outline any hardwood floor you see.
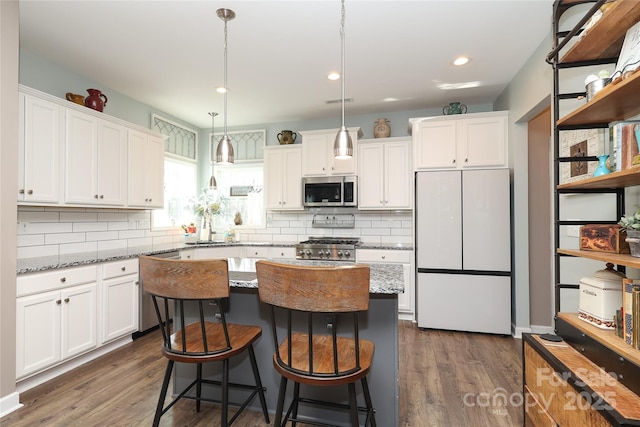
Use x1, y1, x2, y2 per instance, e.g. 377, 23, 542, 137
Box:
1, 321, 522, 426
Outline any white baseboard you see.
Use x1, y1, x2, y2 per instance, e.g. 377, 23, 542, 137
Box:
512, 325, 532, 339
16, 336, 132, 394
398, 312, 415, 322
0, 392, 22, 418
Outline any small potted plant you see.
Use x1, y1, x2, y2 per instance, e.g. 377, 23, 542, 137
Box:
618, 208, 640, 257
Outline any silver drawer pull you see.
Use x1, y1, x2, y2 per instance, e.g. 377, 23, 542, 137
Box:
60, 277, 66, 283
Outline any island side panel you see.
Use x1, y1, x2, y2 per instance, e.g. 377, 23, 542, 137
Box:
172, 288, 399, 427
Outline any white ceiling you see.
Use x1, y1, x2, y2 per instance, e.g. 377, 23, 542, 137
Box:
19, 0, 553, 129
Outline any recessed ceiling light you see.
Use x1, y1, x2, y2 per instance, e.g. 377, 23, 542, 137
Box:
452, 56, 470, 66
327, 72, 340, 81
437, 81, 481, 90
383, 97, 399, 102
216, 86, 229, 94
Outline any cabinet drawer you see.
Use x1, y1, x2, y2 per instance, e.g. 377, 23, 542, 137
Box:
357, 249, 411, 263
524, 385, 557, 427
269, 247, 296, 259
17, 265, 98, 297
246, 246, 270, 258
102, 259, 139, 280
524, 342, 610, 427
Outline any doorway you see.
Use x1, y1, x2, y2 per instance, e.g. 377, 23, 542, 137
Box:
528, 107, 553, 329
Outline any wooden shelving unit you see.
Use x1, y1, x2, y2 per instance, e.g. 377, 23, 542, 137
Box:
527, 1, 640, 425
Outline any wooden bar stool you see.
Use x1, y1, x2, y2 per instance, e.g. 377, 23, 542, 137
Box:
256, 260, 376, 427
139, 256, 269, 427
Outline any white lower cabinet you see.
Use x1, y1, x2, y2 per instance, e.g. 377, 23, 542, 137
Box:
16, 266, 98, 379
101, 259, 139, 344
356, 249, 414, 319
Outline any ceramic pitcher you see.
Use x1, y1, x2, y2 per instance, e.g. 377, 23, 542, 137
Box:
66, 92, 85, 106
84, 88, 108, 112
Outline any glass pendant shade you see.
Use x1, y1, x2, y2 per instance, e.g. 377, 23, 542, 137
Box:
208, 175, 217, 190
208, 111, 218, 190
216, 135, 234, 164
334, 126, 353, 159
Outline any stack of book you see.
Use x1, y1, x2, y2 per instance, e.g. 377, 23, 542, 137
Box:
608, 121, 640, 172
616, 279, 640, 349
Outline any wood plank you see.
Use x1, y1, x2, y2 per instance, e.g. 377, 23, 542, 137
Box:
558, 248, 640, 270
2, 321, 524, 427
557, 166, 640, 190
560, 0, 640, 63
557, 67, 640, 127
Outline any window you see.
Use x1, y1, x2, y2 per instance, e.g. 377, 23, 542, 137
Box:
151, 115, 198, 229
213, 162, 264, 229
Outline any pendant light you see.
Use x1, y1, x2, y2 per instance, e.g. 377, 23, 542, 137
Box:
333, 0, 353, 159
216, 8, 235, 164
208, 111, 218, 190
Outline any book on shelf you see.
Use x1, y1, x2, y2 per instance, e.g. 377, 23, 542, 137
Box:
634, 288, 640, 349
623, 278, 640, 348
608, 121, 640, 172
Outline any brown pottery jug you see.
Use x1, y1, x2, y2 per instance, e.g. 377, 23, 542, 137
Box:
277, 130, 297, 145
66, 92, 85, 106
84, 88, 108, 112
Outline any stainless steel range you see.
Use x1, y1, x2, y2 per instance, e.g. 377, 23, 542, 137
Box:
296, 236, 360, 261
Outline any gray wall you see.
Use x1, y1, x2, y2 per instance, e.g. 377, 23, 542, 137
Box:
0, 0, 19, 414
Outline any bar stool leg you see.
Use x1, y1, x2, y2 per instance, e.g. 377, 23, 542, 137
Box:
153, 360, 174, 427
348, 382, 359, 426
248, 345, 270, 423
361, 377, 376, 427
291, 381, 300, 427
221, 358, 229, 427
196, 363, 202, 412
274, 376, 288, 427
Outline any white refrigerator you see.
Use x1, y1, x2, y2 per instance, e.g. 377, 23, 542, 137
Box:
415, 169, 511, 334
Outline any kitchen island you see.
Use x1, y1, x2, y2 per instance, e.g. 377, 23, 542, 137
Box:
172, 257, 402, 427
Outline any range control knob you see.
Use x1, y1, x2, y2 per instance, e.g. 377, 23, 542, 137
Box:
344, 250, 351, 258
305, 249, 312, 256
337, 250, 344, 258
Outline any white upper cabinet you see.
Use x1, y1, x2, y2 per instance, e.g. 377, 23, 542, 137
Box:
300, 127, 362, 176
18, 93, 62, 204
127, 129, 164, 208
264, 145, 303, 210
358, 137, 412, 210
411, 111, 508, 171
65, 109, 127, 206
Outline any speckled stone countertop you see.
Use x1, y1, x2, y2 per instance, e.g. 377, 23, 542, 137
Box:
17, 242, 407, 295
227, 258, 404, 295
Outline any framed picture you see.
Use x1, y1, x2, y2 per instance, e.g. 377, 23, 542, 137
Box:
230, 186, 253, 197
559, 128, 605, 184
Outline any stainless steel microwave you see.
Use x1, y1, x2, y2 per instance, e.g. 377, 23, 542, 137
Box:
302, 176, 357, 207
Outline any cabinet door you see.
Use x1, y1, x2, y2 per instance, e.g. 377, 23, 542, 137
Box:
384, 141, 412, 209
302, 134, 329, 176
397, 263, 413, 314
145, 135, 165, 208
415, 171, 462, 269
281, 147, 303, 209
20, 95, 61, 203
65, 109, 99, 204
414, 121, 457, 170
462, 169, 511, 271
16, 290, 61, 378
127, 130, 148, 207
97, 121, 127, 206
61, 283, 97, 359
102, 275, 139, 343
264, 148, 285, 209
458, 115, 507, 168
358, 143, 385, 208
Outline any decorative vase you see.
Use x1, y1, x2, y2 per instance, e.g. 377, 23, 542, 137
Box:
374, 118, 391, 138
84, 88, 108, 112
625, 230, 640, 257
443, 102, 467, 115
593, 154, 610, 176
277, 130, 297, 145
234, 212, 243, 225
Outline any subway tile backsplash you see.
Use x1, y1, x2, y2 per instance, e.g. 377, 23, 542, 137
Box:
17, 207, 413, 259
